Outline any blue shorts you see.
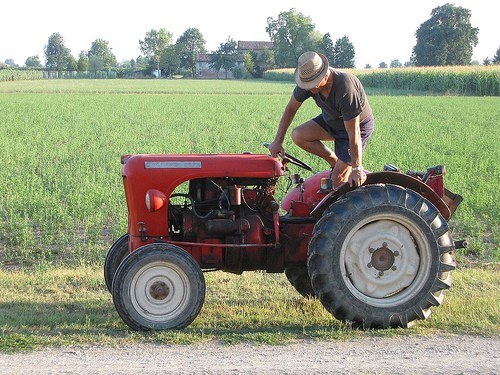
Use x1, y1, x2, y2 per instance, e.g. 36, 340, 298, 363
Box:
312, 114, 375, 164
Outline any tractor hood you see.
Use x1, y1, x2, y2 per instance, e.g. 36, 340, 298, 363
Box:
121, 153, 285, 182
121, 153, 286, 241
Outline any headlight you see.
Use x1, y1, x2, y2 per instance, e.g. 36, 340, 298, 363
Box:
145, 189, 167, 212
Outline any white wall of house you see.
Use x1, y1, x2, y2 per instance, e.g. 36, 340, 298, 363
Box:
195, 40, 271, 79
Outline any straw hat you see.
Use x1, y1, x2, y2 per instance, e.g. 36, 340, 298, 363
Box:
294, 52, 329, 90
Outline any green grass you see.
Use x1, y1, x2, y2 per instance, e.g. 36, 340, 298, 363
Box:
369, 95, 500, 259
0, 78, 293, 94
0, 79, 498, 352
0, 79, 498, 265
0, 265, 498, 352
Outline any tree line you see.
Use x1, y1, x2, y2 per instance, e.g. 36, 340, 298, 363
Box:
3, 5, 500, 78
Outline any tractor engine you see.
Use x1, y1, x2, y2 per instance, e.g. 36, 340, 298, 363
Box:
167, 177, 280, 273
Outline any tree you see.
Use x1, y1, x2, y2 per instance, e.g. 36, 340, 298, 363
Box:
135, 55, 148, 68
88, 55, 104, 77
140, 28, 173, 73
25, 56, 42, 68
493, 46, 500, 64
67, 55, 78, 71
318, 33, 355, 68
78, 51, 89, 72
160, 45, 181, 77
118, 59, 135, 70
390, 59, 402, 68
331, 36, 355, 68
4, 59, 18, 67
243, 52, 256, 78
44, 32, 71, 73
88, 39, 116, 68
176, 28, 206, 78
412, 4, 478, 66
318, 33, 335, 63
260, 48, 275, 72
266, 8, 318, 68
210, 37, 238, 79
378, 62, 387, 69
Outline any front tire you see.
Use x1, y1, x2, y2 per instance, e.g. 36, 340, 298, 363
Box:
112, 243, 206, 330
308, 184, 456, 328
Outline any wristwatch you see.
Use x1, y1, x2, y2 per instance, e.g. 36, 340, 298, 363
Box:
352, 165, 364, 171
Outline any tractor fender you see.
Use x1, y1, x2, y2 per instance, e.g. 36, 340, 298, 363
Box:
281, 170, 331, 213
310, 171, 452, 221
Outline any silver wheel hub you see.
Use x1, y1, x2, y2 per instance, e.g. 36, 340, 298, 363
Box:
344, 219, 420, 299
150, 280, 170, 300
130, 261, 190, 322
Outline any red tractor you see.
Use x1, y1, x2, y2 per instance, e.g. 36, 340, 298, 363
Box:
105, 145, 466, 330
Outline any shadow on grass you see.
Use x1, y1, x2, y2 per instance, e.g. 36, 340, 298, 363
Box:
0, 300, 119, 335
0, 299, 361, 352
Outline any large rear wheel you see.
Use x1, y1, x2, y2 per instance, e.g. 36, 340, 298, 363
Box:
308, 184, 456, 328
285, 265, 315, 298
112, 243, 205, 331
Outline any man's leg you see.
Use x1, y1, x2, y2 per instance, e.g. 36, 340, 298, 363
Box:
330, 159, 351, 188
291, 120, 338, 167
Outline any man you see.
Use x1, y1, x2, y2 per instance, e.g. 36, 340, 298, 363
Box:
269, 51, 374, 188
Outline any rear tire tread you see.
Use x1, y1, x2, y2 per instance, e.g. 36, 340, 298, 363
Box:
308, 184, 455, 329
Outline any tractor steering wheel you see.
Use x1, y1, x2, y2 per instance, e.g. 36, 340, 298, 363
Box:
263, 143, 313, 171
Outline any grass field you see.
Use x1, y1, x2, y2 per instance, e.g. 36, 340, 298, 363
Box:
0, 265, 498, 352
0, 79, 498, 265
0, 79, 498, 351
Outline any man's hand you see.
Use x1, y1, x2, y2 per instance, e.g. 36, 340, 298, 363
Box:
268, 141, 285, 158
349, 168, 367, 187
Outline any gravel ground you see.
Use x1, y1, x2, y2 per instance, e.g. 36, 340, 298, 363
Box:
0, 335, 498, 374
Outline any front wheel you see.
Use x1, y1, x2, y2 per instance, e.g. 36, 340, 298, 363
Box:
308, 184, 456, 328
112, 243, 206, 330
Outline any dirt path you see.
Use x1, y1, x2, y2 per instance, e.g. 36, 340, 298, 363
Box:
0, 335, 498, 374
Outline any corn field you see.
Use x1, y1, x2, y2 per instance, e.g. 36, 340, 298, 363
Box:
264, 66, 500, 96
3, 66, 499, 95
0, 69, 116, 81
358, 67, 500, 96
0, 69, 44, 81
43, 70, 117, 79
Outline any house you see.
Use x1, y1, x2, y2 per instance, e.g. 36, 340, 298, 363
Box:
238, 41, 274, 60
195, 40, 273, 79
238, 40, 274, 72
195, 53, 245, 79
195, 54, 219, 78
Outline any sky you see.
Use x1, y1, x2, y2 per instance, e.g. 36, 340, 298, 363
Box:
1, 0, 498, 69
